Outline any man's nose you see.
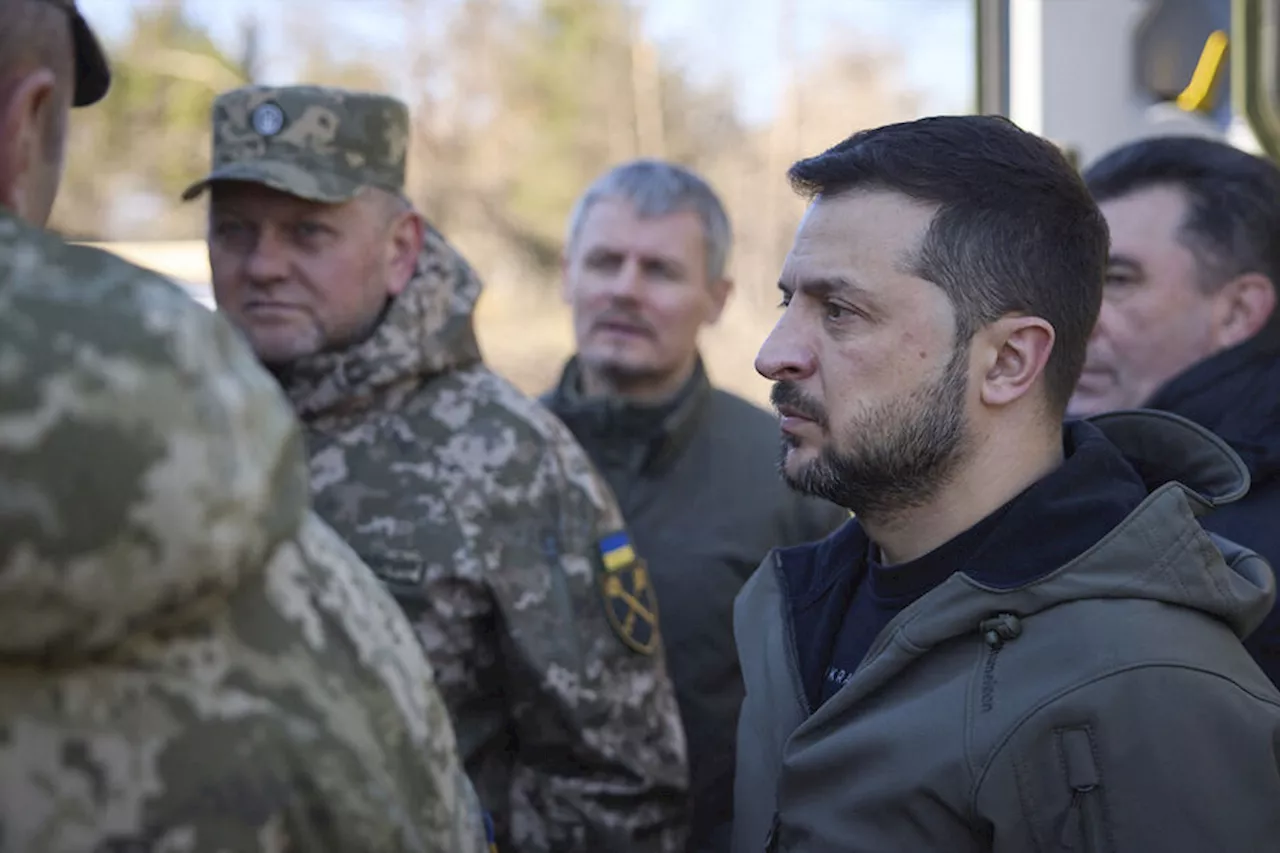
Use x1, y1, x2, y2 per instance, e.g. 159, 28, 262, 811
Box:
755, 309, 817, 381
244, 228, 290, 285
1089, 299, 1117, 344
605, 258, 643, 300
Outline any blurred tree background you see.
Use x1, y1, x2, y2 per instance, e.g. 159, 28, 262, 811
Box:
54, 0, 927, 400
53, 1, 248, 239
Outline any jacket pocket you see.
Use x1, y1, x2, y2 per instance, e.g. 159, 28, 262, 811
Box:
1055, 727, 1112, 852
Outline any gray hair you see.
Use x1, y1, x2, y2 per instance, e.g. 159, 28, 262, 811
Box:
566, 159, 733, 283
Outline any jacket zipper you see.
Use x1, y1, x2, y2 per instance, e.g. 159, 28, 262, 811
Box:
763, 553, 811, 852
1057, 727, 1107, 852
764, 812, 782, 852
773, 552, 813, 718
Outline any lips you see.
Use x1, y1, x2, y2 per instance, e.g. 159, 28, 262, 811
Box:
770, 381, 826, 426
592, 318, 653, 339
773, 401, 825, 440
244, 301, 304, 317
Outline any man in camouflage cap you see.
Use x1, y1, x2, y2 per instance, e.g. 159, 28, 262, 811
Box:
0, 5, 488, 851
191, 83, 691, 853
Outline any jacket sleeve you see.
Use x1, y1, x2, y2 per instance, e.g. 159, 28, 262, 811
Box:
484, 441, 690, 853
294, 514, 492, 853
977, 665, 1280, 853
0, 236, 489, 853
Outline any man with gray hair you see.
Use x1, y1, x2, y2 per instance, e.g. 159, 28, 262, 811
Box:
542, 159, 847, 853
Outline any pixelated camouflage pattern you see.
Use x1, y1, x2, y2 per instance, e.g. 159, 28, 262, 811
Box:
182, 84, 410, 203
273, 219, 691, 853
0, 208, 487, 853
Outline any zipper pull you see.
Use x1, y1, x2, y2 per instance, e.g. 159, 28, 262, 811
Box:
764, 811, 782, 851
1057, 728, 1101, 850
1057, 789, 1083, 849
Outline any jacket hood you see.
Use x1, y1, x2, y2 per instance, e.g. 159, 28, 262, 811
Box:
1146, 334, 1280, 487
0, 223, 309, 660
279, 219, 484, 420
891, 410, 1274, 652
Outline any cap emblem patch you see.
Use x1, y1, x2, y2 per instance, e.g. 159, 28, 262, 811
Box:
251, 102, 286, 137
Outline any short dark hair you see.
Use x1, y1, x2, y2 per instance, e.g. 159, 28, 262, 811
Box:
788, 114, 1109, 415
0, 0, 74, 162
1084, 135, 1280, 338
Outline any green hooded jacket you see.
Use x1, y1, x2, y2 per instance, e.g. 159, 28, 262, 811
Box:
733, 411, 1280, 853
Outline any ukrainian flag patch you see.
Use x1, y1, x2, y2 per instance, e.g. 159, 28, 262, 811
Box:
596, 530, 659, 655
599, 530, 637, 571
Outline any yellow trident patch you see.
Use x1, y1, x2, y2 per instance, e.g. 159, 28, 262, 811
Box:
597, 531, 659, 655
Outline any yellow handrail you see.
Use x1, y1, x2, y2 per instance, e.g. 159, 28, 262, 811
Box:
1176, 29, 1230, 112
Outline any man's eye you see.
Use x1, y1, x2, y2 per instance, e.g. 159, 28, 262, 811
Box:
214, 221, 246, 239
825, 302, 850, 320
587, 254, 621, 271
777, 292, 792, 309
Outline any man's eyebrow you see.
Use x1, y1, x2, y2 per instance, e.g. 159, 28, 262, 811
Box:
777, 276, 870, 299
1107, 253, 1142, 271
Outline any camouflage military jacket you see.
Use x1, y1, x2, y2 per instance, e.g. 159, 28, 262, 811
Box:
275, 221, 691, 853
0, 210, 487, 853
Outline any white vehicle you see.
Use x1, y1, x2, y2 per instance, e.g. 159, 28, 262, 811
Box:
974, 0, 1280, 167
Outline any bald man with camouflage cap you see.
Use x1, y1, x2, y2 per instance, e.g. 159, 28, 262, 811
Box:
1, 5, 489, 853
189, 83, 691, 853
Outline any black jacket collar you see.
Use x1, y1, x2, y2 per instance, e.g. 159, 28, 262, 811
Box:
545, 356, 712, 475
1146, 334, 1280, 487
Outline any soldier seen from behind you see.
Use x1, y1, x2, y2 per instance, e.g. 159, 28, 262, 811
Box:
735, 115, 1280, 852
541, 160, 847, 853
0, 3, 488, 851
189, 84, 690, 853
1070, 135, 1280, 687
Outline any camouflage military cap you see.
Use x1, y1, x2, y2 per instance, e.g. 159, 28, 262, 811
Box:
182, 85, 410, 203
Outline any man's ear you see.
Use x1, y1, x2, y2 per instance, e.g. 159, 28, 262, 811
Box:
560, 251, 574, 305
1213, 272, 1276, 350
975, 314, 1056, 408
0, 69, 58, 220
705, 276, 734, 326
386, 209, 424, 297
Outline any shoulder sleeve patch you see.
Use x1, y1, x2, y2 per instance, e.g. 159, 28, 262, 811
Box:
597, 531, 659, 655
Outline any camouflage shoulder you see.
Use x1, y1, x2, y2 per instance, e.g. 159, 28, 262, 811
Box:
0, 217, 308, 659
448, 363, 625, 523
448, 367, 672, 660
0, 515, 488, 853
274, 513, 491, 851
